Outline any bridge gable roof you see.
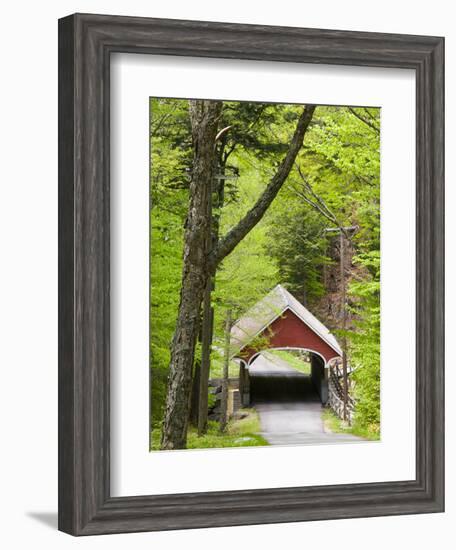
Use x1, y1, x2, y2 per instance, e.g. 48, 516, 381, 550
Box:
230, 284, 342, 356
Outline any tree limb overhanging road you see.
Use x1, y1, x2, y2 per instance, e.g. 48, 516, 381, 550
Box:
249, 352, 364, 446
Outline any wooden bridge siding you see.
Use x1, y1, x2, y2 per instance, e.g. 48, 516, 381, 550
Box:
241, 309, 340, 365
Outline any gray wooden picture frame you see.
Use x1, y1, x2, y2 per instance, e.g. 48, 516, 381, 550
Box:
58, 13, 445, 536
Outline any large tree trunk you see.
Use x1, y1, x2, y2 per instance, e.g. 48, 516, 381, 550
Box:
161, 102, 315, 449
160, 100, 222, 450
219, 309, 232, 433
197, 280, 213, 435
198, 109, 316, 430
197, 143, 228, 434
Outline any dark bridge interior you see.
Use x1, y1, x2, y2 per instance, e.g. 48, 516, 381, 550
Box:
250, 370, 320, 403
238, 351, 328, 407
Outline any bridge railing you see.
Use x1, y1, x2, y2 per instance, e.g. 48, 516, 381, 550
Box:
327, 357, 355, 424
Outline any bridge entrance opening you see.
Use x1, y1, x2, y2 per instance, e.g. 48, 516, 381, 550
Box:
250, 351, 318, 404
240, 349, 328, 406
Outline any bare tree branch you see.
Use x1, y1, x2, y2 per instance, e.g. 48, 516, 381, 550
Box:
295, 164, 340, 222
150, 104, 178, 136
215, 125, 232, 143
289, 165, 354, 239
363, 108, 379, 123
288, 182, 338, 226
347, 107, 380, 134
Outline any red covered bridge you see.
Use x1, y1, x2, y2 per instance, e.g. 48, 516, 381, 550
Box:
230, 285, 342, 405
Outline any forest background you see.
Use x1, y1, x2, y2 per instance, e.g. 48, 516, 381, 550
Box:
150, 98, 381, 448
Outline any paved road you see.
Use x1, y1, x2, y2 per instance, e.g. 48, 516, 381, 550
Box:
250, 352, 364, 446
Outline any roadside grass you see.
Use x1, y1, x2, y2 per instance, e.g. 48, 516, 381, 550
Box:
322, 407, 380, 441
150, 408, 268, 450
266, 349, 311, 375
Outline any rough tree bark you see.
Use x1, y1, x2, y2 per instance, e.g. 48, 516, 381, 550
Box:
160, 100, 222, 450
161, 103, 315, 449
219, 309, 232, 433
197, 280, 213, 435
340, 232, 349, 423
197, 132, 231, 434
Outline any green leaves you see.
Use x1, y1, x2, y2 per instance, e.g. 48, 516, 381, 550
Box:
150, 208, 184, 424
347, 250, 380, 434
267, 202, 327, 306
150, 98, 381, 435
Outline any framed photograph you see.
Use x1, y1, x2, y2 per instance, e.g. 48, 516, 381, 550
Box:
58, 13, 444, 535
